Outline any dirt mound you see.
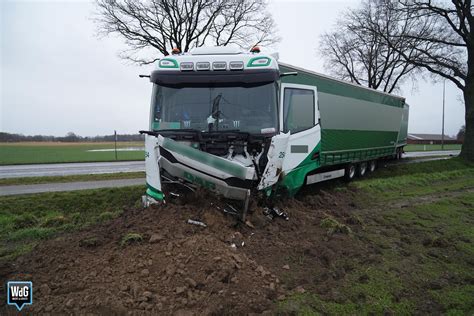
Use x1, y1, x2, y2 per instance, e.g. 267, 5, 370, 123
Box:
1, 186, 370, 315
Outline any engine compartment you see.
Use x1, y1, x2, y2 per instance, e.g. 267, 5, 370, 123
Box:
150, 130, 273, 179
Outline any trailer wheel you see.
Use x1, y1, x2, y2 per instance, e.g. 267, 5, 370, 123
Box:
397, 149, 403, 160
369, 160, 377, 172
345, 164, 356, 181
358, 162, 367, 177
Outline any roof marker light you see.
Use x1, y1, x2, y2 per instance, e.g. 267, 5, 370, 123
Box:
159, 58, 178, 68
171, 48, 181, 55
180, 62, 194, 71
250, 46, 261, 53
229, 61, 244, 70
247, 57, 271, 67
196, 62, 210, 71
212, 61, 227, 71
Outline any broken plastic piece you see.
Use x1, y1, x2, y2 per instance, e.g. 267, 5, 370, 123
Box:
142, 195, 163, 208
187, 219, 207, 227
263, 207, 289, 221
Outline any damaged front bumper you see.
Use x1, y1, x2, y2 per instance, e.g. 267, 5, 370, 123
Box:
142, 131, 291, 219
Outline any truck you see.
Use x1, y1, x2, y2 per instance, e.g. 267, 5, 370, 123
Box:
140, 46, 409, 218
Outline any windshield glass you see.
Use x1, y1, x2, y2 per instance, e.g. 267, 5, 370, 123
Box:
151, 82, 278, 134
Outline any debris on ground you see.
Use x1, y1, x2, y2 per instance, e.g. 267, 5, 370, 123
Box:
186, 219, 207, 227
263, 207, 289, 220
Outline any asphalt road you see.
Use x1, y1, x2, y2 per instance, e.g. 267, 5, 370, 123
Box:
0, 178, 145, 196
0, 150, 460, 179
0, 161, 145, 179
0, 150, 461, 196
404, 150, 460, 158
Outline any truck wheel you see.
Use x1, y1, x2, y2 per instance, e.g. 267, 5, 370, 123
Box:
369, 160, 376, 172
345, 164, 356, 181
358, 162, 367, 177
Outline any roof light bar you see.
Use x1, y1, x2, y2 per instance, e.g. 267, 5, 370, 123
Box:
212, 61, 227, 71
196, 62, 210, 71
229, 61, 244, 70
180, 62, 194, 71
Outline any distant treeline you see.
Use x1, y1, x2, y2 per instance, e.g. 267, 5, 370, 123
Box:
0, 132, 145, 143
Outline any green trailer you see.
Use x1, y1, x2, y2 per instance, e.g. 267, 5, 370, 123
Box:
140, 47, 409, 217
273, 63, 409, 194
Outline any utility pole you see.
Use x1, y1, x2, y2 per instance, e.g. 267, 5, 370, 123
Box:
441, 80, 445, 151
114, 130, 118, 160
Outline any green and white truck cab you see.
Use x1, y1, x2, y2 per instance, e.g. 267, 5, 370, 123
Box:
141, 46, 408, 217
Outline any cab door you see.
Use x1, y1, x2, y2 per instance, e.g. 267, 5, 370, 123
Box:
280, 83, 320, 173
257, 83, 320, 192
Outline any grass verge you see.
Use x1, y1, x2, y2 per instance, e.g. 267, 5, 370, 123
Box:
279, 158, 474, 315
0, 172, 145, 186
0, 185, 145, 261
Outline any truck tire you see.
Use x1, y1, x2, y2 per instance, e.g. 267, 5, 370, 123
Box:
345, 164, 356, 181
369, 160, 377, 172
358, 162, 367, 177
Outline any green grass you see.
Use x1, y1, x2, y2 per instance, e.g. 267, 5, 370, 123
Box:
404, 144, 462, 152
0, 172, 145, 186
0, 185, 145, 261
120, 232, 143, 246
279, 158, 474, 315
353, 158, 474, 200
0, 142, 144, 165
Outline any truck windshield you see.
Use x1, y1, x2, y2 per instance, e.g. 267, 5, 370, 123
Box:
151, 82, 278, 134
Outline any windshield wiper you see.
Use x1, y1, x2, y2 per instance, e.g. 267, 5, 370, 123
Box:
205, 129, 241, 133
208, 93, 223, 132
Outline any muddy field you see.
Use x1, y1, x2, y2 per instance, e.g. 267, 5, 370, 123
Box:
1, 168, 473, 315
0, 185, 369, 314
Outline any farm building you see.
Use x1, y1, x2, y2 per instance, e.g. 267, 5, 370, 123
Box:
407, 133, 459, 145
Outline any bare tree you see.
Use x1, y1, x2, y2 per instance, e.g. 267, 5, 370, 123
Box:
365, 0, 473, 161
94, 0, 279, 64
319, 0, 420, 93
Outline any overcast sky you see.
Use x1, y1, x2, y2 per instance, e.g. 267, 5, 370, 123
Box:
1, 0, 465, 137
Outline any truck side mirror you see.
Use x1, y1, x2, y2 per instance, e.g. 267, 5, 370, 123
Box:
280, 72, 298, 77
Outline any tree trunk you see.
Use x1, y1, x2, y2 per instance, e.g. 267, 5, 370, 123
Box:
460, 78, 474, 161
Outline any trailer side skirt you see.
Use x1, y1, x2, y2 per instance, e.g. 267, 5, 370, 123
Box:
306, 169, 345, 185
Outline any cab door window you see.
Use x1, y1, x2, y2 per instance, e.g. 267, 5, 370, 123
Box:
283, 88, 315, 133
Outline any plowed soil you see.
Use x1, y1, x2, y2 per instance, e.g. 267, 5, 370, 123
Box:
0, 187, 378, 315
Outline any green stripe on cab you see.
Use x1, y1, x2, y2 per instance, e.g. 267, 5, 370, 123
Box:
146, 183, 164, 200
